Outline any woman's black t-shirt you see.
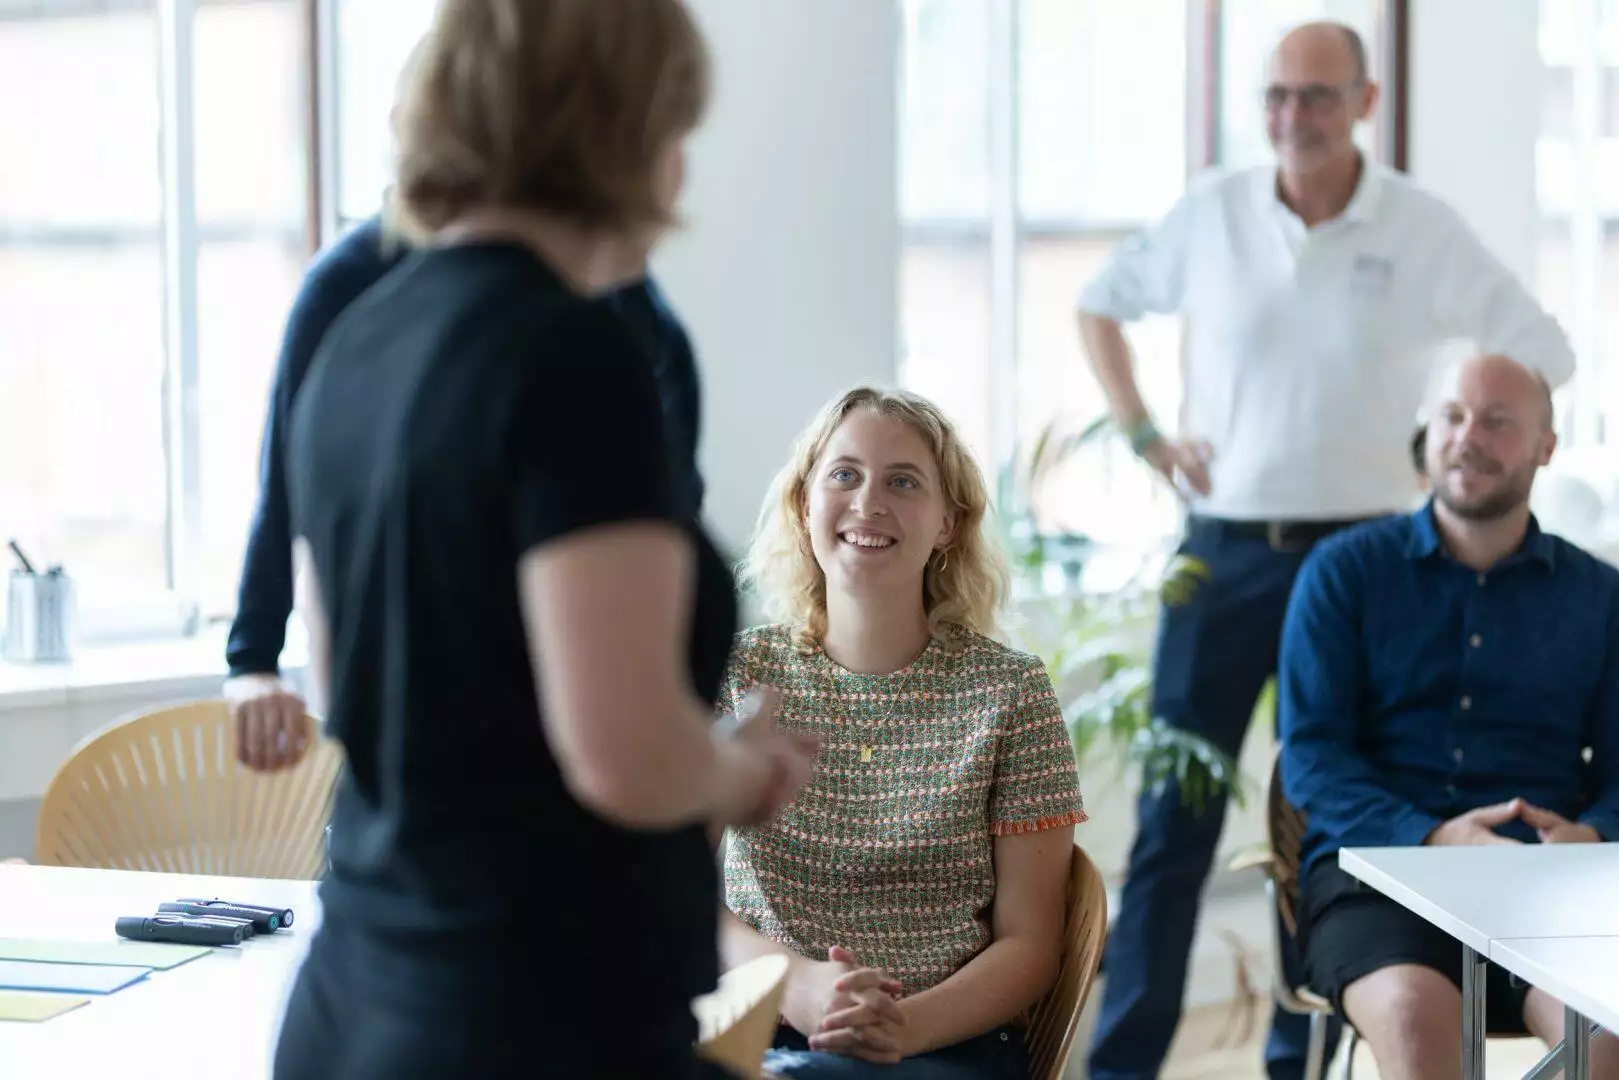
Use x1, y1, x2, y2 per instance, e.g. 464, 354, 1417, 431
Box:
285, 242, 736, 1006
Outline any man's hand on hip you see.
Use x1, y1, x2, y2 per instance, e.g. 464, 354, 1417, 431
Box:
224, 673, 311, 773
1141, 436, 1214, 498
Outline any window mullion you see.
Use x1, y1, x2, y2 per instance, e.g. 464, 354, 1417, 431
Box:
157, 0, 202, 603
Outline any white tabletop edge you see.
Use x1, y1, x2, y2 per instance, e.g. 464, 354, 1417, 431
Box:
1337, 847, 1494, 954
1489, 936, 1619, 1034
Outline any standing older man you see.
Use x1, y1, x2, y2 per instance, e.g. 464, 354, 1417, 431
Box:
1078, 22, 1575, 1080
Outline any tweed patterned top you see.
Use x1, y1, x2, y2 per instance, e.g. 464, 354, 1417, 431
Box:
720, 623, 1086, 996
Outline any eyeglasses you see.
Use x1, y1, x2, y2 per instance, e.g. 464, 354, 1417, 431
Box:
1263, 82, 1361, 113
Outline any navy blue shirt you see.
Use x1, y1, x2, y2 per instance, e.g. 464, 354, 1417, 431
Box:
225, 216, 704, 676
1279, 502, 1619, 873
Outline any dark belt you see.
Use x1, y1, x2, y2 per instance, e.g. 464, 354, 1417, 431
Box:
1188, 514, 1379, 552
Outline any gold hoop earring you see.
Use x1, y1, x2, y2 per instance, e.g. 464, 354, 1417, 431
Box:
934, 549, 949, 575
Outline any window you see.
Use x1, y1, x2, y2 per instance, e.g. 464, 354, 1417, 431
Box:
899, 0, 1404, 547
328, 0, 439, 231
0, 6, 169, 608
1538, 0, 1619, 450
0, 0, 309, 638
194, 0, 310, 619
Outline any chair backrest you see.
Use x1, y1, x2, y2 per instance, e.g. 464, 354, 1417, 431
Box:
694, 953, 790, 1080
1025, 843, 1110, 1080
1266, 756, 1310, 937
35, 700, 342, 880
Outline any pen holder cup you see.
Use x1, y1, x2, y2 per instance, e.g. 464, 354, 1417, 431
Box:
4, 571, 75, 664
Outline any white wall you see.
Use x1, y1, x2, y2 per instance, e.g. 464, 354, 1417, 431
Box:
656, 0, 901, 557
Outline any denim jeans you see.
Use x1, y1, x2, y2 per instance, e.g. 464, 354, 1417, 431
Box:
764, 1024, 1027, 1080
1087, 517, 1347, 1080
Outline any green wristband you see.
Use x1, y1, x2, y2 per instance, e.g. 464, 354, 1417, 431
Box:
1123, 419, 1161, 456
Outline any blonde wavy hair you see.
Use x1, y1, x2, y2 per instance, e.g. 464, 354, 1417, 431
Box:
742, 387, 1009, 650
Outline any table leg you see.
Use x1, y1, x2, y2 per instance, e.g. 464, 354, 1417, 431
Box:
1462, 945, 1487, 1080
1565, 1006, 1591, 1080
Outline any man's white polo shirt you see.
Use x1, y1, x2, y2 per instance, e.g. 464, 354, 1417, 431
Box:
1079, 162, 1574, 523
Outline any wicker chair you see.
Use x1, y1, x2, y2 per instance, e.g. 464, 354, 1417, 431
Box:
1025, 843, 1110, 1080
35, 700, 341, 880
1228, 757, 1356, 1080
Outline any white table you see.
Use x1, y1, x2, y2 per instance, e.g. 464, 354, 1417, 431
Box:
1341, 845, 1619, 1080
0, 864, 318, 1080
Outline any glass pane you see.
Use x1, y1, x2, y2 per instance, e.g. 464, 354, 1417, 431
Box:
334, 0, 440, 223
0, 8, 168, 600
1016, 236, 1182, 542
196, 238, 305, 616
900, 0, 992, 221
0, 9, 162, 230
1018, 0, 1188, 224
192, 0, 311, 617
1537, 0, 1619, 450
1218, 0, 1384, 170
900, 242, 994, 467
0, 245, 169, 599
899, 2, 994, 480
194, 0, 306, 227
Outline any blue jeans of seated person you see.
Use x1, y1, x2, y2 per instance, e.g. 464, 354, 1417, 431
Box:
1087, 518, 1350, 1080
765, 1024, 1027, 1079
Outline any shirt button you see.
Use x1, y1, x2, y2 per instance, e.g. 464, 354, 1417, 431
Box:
1453, 747, 1465, 762
1446, 783, 1457, 795
1470, 634, 1483, 648
1477, 573, 1487, 586
1460, 695, 1473, 710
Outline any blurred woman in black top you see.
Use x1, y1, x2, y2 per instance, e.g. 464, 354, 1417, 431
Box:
270, 3, 815, 1077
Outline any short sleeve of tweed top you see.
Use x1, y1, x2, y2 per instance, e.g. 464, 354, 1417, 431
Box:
719, 623, 1086, 995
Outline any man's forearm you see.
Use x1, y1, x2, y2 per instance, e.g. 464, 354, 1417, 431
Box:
899, 935, 1056, 1057
1078, 311, 1152, 430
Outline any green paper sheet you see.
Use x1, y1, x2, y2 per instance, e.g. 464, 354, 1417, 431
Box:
0, 938, 210, 971
0, 990, 91, 1022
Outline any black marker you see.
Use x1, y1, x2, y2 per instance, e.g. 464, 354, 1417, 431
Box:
176, 897, 295, 929
116, 914, 246, 946
159, 900, 280, 933
7, 540, 36, 575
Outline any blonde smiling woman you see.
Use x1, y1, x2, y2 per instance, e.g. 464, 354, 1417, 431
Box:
719, 387, 1088, 1079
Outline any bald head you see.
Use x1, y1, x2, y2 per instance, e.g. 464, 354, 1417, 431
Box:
1425, 354, 1557, 522
1433, 353, 1554, 432
1273, 21, 1367, 85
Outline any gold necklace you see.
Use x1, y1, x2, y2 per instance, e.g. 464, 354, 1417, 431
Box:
834, 642, 931, 765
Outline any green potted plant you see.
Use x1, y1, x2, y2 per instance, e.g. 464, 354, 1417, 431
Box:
999, 415, 1245, 815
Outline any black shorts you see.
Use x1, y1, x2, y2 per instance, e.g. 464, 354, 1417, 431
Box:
1298, 861, 1531, 1036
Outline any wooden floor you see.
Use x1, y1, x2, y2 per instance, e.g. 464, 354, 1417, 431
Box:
1160, 1002, 1551, 1079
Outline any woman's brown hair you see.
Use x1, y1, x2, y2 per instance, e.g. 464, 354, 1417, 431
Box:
391, 0, 710, 240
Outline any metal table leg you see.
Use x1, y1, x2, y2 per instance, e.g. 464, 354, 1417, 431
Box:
1565, 1006, 1591, 1080
1462, 945, 1487, 1080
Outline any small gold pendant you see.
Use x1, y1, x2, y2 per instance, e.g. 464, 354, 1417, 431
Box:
860, 746, 873, 763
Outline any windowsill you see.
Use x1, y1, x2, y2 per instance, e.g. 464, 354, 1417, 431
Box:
0, 625, 307, 714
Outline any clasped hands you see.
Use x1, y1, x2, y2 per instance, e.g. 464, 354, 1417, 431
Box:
1428, 797, 1602, 846
784, 946, 914, 1065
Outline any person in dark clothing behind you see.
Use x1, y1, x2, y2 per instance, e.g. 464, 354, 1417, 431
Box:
264, 2, 816, 1078
224, 225, 707, 771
